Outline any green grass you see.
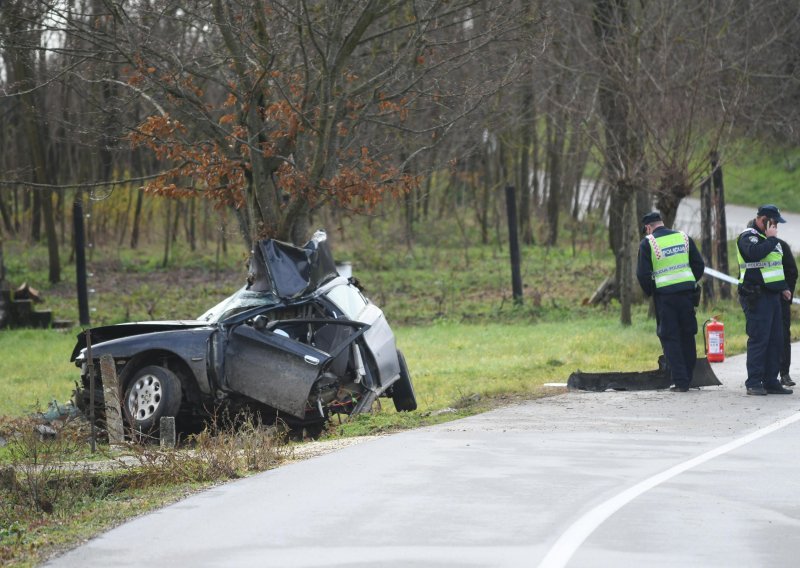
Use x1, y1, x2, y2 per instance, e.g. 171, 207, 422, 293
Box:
395, 302, 748, 410
0, 304, 749, 420
337, 219, 612, 325
0, 330, 78, 417
723, 142, 800, 212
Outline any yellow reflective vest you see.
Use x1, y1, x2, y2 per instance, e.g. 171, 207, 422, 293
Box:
737, 228, 785, 289
646, 232, 695, 289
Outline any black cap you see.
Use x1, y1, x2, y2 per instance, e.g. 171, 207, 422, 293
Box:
641, 211, 662, 225
757, 204, 786, 223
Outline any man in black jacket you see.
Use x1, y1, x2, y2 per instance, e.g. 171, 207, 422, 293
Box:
778, 238, 798, 386
637, 211, 705, 392
737, 204, 793, 395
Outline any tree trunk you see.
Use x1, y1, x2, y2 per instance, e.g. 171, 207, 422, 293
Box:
0, 237, 6, 287
31, 190, 41, 242
18, 88, 59, 281
187, 198, 197, 252
476, 152, 491, 245
619, 190, 636, 325
545, 106, 566, 247
0, 193, 14, 236
42, 191, 60, 283
593, 0, 645, 323
711, 152, 731, 299
118, 188, 132, 247
13, 189, 20, 233
700, 176, 715, 304
171, 200, 181, 244
162, 199, 172, 268
130, 188, 144, 249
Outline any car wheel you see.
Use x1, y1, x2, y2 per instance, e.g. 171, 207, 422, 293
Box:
124, 365, 182, 434
392, 350, 417, 412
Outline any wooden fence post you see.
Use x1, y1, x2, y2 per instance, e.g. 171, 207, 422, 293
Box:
505, 185, 523, 305
99, 354, 125, 445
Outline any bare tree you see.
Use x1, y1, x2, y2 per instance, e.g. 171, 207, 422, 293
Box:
585, 0, 646, 324
45, 0, 533, 246
1, 1, 61, 282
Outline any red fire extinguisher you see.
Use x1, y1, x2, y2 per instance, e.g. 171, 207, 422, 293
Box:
704, 316, 725, 362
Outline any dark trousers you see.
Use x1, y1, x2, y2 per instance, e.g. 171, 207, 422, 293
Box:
739, 292, 783, 389
654, 292, 697, 389
781, 298, 792, 376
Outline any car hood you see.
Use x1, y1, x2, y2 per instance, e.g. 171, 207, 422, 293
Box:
70, 320, 211, 361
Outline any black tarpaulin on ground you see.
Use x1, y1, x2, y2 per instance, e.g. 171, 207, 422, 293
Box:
247, 230, 338, 300
567, 357, 722, 391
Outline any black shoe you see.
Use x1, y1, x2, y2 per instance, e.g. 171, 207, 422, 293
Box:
781, 375, 796, 387
747, 386, 767, 396
765, 385, 794, 395
670, 386, 689, 392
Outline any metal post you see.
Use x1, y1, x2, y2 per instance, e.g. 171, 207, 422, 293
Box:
74, 195, 90, 326
86, 329, 96, 453
505, 185, 524, 305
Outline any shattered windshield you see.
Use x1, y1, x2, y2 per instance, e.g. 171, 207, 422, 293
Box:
198, 287, 280, 323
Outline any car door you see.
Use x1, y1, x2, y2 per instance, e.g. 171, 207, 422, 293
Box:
222, 318, 369, 418
223, 322, 331, 418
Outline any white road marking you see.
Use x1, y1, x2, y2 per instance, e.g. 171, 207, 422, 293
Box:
537, 411, 800, 568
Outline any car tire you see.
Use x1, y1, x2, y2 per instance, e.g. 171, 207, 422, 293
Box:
392, 350, 417, 412
124, 365, 182, 435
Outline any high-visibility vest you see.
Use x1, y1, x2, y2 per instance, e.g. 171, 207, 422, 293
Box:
737, 228, 785, 288
646, 232, 695, 289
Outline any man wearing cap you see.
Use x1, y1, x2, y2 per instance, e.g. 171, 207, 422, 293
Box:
637, 211, 705, 392
737, 204, 794, 395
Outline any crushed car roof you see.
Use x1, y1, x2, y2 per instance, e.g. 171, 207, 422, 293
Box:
247, 230, 338, 301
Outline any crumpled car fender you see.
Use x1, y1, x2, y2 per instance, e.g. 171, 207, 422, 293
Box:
77, 328, 214, 396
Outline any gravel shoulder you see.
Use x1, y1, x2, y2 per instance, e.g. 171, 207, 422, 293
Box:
284, 434, 385, 462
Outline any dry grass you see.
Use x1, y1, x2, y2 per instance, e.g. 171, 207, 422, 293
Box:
0, 409, 286, 567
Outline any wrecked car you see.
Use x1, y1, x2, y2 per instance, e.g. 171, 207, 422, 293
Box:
71, 231, 417, 435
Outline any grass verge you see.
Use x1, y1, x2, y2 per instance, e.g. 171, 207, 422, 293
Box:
0, 410, 285, 567
0, 303, 749, 421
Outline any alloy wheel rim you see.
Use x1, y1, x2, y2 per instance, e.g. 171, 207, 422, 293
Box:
127, 374, 162, 421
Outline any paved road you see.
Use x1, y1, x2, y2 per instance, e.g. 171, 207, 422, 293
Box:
46, 346, 800, 568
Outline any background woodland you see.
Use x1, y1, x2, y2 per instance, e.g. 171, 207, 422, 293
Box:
2, 0, 800, 322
